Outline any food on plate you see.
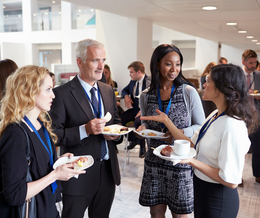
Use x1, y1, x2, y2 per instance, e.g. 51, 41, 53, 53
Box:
148, 132, 157, 136
73, 157, 88, 168
103, 127, 111, 132
254, 90, 259, 94
142, 133, 145, 135
111, 128, 120, 133
160, 145, 173, 157
120, 127, 128, 131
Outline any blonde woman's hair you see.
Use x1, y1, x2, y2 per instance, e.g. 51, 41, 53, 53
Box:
201, 62, 217, 77
0, 65, 57, 143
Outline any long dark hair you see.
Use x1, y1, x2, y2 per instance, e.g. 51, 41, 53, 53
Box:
148, 44, 194, 94
0, 59, 18, 99
211, 64, 258, 134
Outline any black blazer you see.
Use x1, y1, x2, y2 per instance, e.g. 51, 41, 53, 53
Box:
0, 123, 60, 218
50, 76, 122, 196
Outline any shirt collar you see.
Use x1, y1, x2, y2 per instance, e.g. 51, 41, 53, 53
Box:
137, 74, 145, 85
77, 75, 98, 93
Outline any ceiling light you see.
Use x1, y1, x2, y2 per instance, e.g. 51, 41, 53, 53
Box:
226, 22, 237, 25
256, 43, 260, 45
52, 1, 55, 3
202, 6, 217, 10
91, 9, 94, 12
3, 6, 5, 8
252, 40, 258, 42
246, 36, 254, 39
238, 30, 247, 33
33, 13, 36, 16
78, 10, 81, 12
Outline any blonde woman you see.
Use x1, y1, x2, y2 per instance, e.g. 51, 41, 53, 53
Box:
0, 66, 85, 218
103, 64, 118, 90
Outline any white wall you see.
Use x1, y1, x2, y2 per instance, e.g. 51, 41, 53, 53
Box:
1, 42, 25, 67
96, 10, 138, 94
195, 37, 218, 76
221, 44, 245, 68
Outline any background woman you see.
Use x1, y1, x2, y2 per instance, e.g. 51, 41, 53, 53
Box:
200, 62, 217, 117
103, 64, 118, 90
0, 59, 18, 99
141, 64, 258, 218
138, 44, 205, 218
0, 65, 85, 218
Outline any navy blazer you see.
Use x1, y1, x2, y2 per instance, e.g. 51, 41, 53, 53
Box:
121, 74, 151, 102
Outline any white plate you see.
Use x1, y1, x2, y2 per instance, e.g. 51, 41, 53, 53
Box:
153, 144, 196, 161
250, 93, 260, 97
102, 124, 133, 135
53, 155, 94, 171
134, 129, 169, 139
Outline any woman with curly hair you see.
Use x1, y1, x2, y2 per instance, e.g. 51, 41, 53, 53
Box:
0, 65, 85, 218
141, 64, 259, 218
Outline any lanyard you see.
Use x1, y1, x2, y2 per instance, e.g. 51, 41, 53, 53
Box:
157, 84, 176, 130
84, 87, 102, 118
194, 111, 225, 149
23, 116, 57, 193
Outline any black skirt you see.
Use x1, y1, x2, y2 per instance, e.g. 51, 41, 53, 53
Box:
194, 174, 239, 218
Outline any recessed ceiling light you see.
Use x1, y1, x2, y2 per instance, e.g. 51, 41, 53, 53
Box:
226, 22, 237, 25
256, 43, 260, 45
246, 36, 254, 39
52, 1, 55, 3
238, 30, 247, 33
3, 6, 5, 8
252, 40, 258, 42
202, 6, 217, 10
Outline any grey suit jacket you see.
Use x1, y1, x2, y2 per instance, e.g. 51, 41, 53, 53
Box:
50, 76, 121, 196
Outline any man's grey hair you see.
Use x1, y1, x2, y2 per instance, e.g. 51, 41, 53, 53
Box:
75, 39, 104, 63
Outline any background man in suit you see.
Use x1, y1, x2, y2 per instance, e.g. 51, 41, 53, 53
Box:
120, 61, 151, 158
218, 57, 228, 64
242, 49, 260, 184
50, 39, 122, 218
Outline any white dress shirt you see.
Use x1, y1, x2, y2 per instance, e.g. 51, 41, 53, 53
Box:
77, 75, 109, 160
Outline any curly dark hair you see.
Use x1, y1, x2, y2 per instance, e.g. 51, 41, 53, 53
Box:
210, 64, 259, 134
148, 44, 194, 94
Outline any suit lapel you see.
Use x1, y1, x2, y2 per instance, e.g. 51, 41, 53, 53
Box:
70, 76, 95, 121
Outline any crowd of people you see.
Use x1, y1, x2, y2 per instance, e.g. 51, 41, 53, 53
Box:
0, 39, 259, 218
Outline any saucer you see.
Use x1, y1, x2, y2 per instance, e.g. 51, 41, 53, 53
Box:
153, 144, 196, 161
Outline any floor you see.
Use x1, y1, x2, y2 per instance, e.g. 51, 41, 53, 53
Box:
59, 140, 260, 218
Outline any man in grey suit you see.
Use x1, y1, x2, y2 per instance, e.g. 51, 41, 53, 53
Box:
242, 49, 260, 184
50, 39, 122, 218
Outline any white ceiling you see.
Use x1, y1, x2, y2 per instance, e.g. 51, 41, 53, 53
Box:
3, 0, 260, 51
67, 0, 260, 51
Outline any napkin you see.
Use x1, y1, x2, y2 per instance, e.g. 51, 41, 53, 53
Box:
172, 160, 181, 165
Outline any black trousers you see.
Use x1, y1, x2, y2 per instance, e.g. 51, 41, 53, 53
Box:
61, 160, 115, 218
194, 175, 239, 218
250, 125, 260, 177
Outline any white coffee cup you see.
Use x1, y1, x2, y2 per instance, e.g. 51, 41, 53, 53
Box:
174, 140, 190, 156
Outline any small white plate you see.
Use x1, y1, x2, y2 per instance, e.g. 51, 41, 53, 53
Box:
134, 129, 169, 139
102, 124, 133, 135
250, 93, 260, 97
53, 155, 94, 171
153, 144, 196, 161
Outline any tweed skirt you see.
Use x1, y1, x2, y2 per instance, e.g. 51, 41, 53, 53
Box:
139, 159, 194, 214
